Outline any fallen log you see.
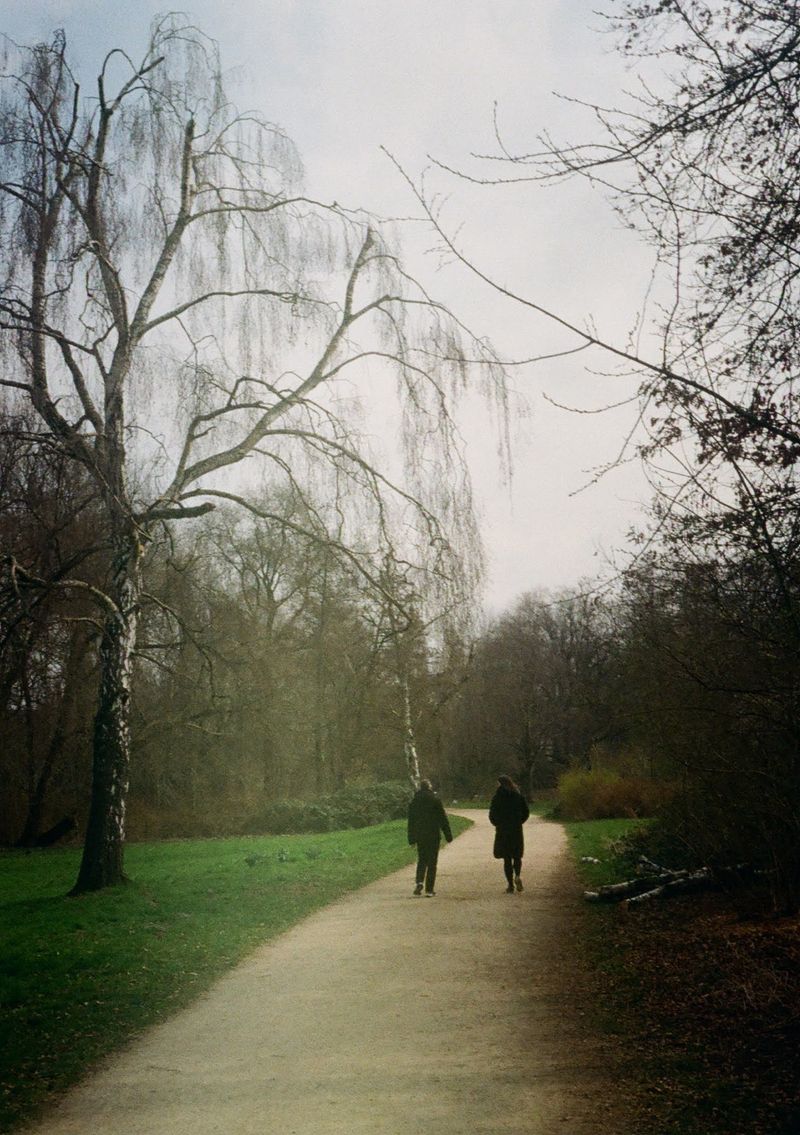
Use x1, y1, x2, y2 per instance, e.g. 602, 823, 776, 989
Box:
584, 873, 675, 902
584, 866, 715, 905
624, 868, 714, 906
637, 854, 667, 874
34, 816, 76, 847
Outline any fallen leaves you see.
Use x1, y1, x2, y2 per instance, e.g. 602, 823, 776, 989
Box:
598, 892, 800, 1133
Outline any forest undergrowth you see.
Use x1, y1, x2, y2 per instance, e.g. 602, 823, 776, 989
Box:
566, 821, 800, 1134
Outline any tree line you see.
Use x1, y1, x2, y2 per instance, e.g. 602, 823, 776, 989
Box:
0, 428, 461, 845
448, 540, 800, 914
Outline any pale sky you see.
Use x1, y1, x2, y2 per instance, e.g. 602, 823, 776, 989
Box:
1, 1, 657, 612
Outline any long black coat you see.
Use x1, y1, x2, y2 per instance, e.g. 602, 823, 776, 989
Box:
408, 788, 453, 846
489, 786, 530, 859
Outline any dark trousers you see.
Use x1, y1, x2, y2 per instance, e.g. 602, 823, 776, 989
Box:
415, 837, 440, 893
503, 855, 522, 885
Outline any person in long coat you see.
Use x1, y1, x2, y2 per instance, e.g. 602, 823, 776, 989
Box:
407, 779, 453, 896
489, 774, 530, 893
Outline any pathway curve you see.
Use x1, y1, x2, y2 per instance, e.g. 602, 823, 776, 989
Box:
24, 812, 627, 1135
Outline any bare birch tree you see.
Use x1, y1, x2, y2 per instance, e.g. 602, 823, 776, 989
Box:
0, 18, 502, 891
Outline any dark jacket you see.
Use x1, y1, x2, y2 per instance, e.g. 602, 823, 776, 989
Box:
408, 787, 453, 846
489, 785, 530, 859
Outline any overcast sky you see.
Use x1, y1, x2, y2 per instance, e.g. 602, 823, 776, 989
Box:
2, 1, 658, 613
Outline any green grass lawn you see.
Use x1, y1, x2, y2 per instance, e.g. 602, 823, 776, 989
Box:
0, 814, 471, 1133
527, 797, 557, 818
561, 816, 647, 889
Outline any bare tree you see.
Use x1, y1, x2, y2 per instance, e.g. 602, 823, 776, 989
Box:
0, 19, 503, 890
446, 590, 618, 795
414, 0, 800, 907
393, 2, 800, 498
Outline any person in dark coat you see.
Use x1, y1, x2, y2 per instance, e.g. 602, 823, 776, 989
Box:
489, 774, 530, 893
407, 779, 453, 896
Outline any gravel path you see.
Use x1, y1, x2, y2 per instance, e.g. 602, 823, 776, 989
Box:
24, 811, 627, 1135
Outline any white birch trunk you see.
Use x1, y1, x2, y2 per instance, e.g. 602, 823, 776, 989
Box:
402, 678, 422, 789
71, 538, 142, 892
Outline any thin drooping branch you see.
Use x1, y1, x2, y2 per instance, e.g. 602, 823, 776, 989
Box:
3, 557, 118, 616
386, 151, 800, 455
151, 228, 379, 507
178, 487, 411, 619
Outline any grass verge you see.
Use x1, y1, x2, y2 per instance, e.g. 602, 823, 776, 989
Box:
1, 814, 471, 1132
561, 816, 644, 889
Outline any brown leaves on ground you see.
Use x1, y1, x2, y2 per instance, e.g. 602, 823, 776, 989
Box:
601, 892, 800, 1134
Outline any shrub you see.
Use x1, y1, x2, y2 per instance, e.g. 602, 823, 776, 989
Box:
556, 768, 671, 821
127, 803, 225, 841
244, 781, 413, 836
328, 781, 412, 828
605, 818, 698, 873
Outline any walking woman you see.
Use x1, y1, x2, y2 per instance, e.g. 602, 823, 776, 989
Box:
489, 775, 530, 893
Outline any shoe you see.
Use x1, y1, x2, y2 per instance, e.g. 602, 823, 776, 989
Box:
514, 876, 523, 892
425, 891, 435, 897
505, 884, 515, 893
413, 883, 423, 895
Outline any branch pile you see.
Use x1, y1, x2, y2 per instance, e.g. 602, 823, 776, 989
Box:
584, 856, 716, 908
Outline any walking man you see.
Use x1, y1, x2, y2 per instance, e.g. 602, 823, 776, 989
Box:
407, 779, 453, 896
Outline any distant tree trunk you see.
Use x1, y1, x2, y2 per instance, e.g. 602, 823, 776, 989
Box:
313, 553, 330, 794
16, 627, 91, 847
518, 711, 537, 794
71, 539, 142, 893
402, 678, 421, 789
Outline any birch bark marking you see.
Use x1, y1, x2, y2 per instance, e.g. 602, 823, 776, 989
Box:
72, 534, 142, 892
402, 677, 422, 790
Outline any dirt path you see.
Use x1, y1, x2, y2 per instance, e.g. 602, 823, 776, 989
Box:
24, 812, 628, 1135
